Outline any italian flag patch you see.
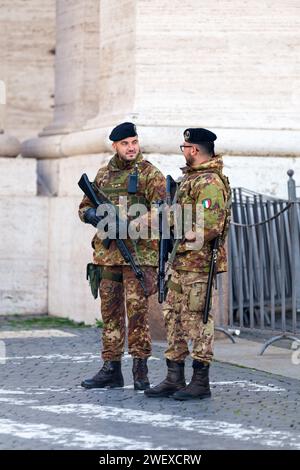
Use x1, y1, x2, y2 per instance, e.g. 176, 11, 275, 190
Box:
202, 198, 212, 209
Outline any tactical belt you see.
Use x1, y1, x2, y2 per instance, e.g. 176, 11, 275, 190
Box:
101, 268, 123, 283
86, 264, 123, 300
167, 279, 183, 294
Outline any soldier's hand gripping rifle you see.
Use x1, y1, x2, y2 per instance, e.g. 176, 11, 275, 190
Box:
78, 173, 148, 297
157, 175, 178, 303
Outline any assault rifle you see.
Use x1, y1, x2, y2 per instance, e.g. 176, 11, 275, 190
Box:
203, 236, 220, 324
157, 175, 178, 303
78, 173, 148, 297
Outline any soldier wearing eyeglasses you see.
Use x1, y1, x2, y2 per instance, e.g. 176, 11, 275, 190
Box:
145, 128, 231, 401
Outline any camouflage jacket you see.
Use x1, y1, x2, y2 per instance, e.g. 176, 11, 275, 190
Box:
173, 155, 231, 274
78, 152, 166, 266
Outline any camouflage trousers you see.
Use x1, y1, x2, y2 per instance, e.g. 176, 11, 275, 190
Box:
99, 266, 157, 361
163, 269, 214, 364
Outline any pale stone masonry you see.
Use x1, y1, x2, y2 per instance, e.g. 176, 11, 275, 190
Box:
0, 0, 299, 328
0, 0, 55, 143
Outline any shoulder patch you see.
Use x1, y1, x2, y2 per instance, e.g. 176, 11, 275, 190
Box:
202, 198, 212, 209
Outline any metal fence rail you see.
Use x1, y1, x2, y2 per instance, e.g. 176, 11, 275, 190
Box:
227, 170, 300, 353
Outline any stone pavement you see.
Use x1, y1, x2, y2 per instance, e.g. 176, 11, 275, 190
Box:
0, 326, 300, 450
214, 336, 300, 380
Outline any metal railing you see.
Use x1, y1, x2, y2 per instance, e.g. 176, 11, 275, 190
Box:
225, 170, 300, 353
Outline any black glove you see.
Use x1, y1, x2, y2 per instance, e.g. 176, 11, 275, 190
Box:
83, 207, 101, 228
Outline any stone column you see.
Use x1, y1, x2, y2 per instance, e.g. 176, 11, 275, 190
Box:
0, 31, 20, 158
41, 0, 100, 136
17, 0, 300, 332
86, 0, 137, 127
22, 0, 300, 159
87, 0, 300, 156
0, 131, 21, 158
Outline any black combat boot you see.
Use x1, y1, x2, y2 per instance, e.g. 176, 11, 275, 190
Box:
132, 358, 150, 391
81, 360, 124, 389
173, 360, 211, 400
144, 359, 185, 397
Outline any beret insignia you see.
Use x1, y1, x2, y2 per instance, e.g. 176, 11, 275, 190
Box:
184, 130, 190, 141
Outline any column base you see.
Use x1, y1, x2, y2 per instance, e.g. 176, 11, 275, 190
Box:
0, 131, 21, 157
21, 125, 300, 159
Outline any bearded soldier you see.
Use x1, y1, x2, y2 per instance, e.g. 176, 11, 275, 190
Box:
145, 128, 231, 400
79, 122, 165, 391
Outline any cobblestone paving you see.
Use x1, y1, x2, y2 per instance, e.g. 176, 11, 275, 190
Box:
0, 327, 300, 450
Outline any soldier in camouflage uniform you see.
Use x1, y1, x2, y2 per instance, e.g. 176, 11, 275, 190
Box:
79, 122, 165, 390
145, 128, 231, 400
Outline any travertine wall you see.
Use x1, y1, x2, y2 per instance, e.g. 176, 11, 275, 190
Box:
134, 0, 300, 130
0, 158, 48, 314
1, 0, 300, 328
48, 197, 99, 325
92, 0, 300, 147
0, 158, 37, 196
0, 0, 54, 314
0, 0, 55, 142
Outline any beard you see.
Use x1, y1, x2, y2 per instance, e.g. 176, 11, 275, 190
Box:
118, 149, 139, 161
185, 153, 197, 166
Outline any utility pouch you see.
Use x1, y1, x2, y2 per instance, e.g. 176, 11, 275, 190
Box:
86, 263, 102, 299
127, 164, 138, 194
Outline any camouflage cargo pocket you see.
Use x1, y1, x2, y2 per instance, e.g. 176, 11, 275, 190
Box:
188, 282, 207, 312
144, 267, 158, 296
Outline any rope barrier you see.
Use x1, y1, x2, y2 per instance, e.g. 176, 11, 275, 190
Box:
230, 202, 293, 228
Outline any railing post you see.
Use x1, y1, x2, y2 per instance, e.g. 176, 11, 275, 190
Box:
287, 169, 297, 201
287, 170, 300, 317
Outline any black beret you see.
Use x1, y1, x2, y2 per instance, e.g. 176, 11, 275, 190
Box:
109, 122, 137, 142
183, 128, 217, 144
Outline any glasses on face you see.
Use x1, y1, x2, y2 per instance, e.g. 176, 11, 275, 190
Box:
180, 145, 193, 152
